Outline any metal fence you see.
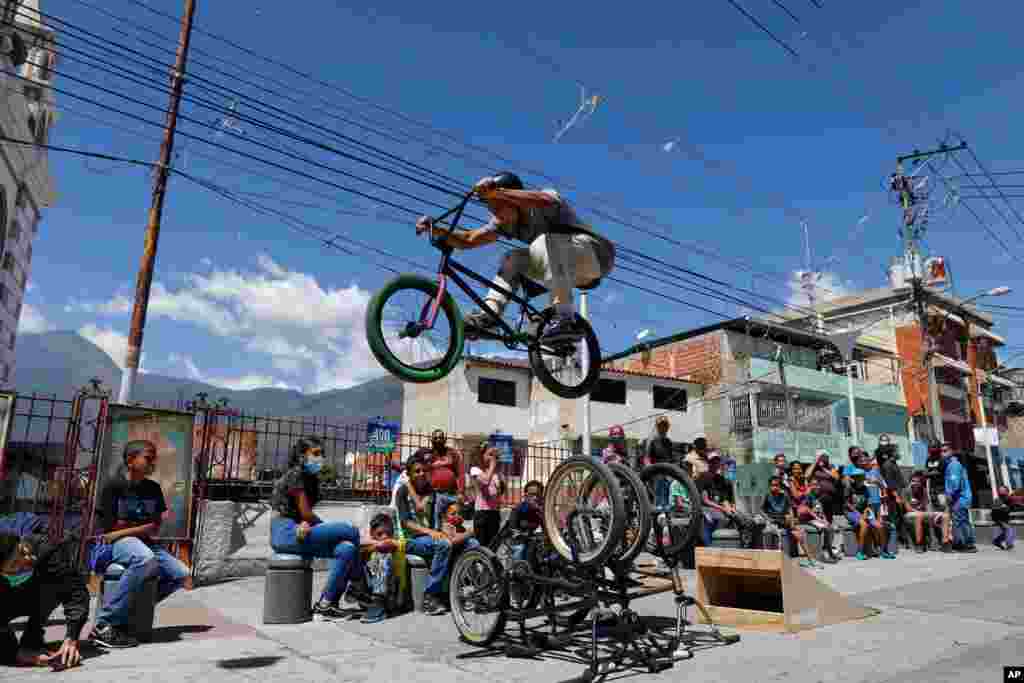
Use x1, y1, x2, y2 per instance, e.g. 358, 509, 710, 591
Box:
195, 407, 573, 506
1, 389, 574, 517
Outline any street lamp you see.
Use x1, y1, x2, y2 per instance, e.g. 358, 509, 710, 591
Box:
947, 285, 1011, 501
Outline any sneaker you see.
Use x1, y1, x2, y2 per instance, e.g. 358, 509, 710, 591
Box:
915, 545, 926, 554
855, 552, 867, 561
89, 623, 139, 649
464, 309, 502, 336
361, 604, 387, 624
540, 315, 582, 344
313, 599, 351, 620
799, 559, 813, 568
959, 545, 978, 554
422, 594, 448, 616
880, 551, 896, 559
941, 542, 953, 553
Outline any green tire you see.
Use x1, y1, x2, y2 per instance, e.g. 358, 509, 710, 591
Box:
365, 274, 465, 384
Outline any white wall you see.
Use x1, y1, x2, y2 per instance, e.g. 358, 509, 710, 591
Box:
452, 362, 532, 439
582, 373, 704, 442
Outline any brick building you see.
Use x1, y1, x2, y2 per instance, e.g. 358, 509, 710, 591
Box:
604, 318, 909, 466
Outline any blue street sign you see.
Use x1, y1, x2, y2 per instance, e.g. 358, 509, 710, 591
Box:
490, 432, 514, 465
367, 418, 399, 454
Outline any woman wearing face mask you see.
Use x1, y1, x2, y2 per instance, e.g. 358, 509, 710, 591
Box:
0, 531, 88, 669
270, 437, 364, 619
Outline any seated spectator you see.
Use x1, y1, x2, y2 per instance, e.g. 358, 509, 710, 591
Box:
845, 467, 893, 560
684, 437, 710, 479
602, 425, 628, 465
359, 513, 402, 624
468, 444, 503, 549
269, 437, 363, 620
903, 471, 949, 552
395, 451, 477, 615
509, 481, 544, 562
762, 476, 816, 568
1, 530, 88, 670
773, 453, 789, 488
805, 482, 840, 563
992, 486, 1017, 551
697, 453, 764, 549
91, 440, 190, 649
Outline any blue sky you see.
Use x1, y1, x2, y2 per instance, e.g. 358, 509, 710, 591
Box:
18, 0, 1024, 393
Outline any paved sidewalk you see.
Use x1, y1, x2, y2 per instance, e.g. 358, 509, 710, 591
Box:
11, 546, 1024, 682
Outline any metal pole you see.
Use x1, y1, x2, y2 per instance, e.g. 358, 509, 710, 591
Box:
117, 0, 197, 404
847, 360, 859, 443
580, 292, 592, 458
976, 377, 999, 500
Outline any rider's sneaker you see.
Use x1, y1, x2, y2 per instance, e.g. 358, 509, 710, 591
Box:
541, 315, 582, 344
464, 309, 501, 337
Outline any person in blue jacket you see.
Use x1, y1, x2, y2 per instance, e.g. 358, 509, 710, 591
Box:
941, 443, 977, 553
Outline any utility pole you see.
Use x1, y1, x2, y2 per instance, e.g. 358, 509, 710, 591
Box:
892, 142, 966, 443
118, 0, 197, 405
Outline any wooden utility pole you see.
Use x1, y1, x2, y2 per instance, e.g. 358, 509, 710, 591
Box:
118, 0, 197, 405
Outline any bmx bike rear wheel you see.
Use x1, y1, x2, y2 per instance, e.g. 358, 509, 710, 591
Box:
529, 311, 601, 400
582, 462, 652, 566
640, 463, 702, 556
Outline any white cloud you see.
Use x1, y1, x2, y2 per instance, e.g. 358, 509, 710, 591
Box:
78, 324, 147, 372
18, 303, 54, 333
168, 352, 298, 391
786, 270, 851, 307
72, 254, 386, 392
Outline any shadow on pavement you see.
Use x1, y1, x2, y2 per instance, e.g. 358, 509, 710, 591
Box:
148, 624, 214, 643
216, 655, 285, 670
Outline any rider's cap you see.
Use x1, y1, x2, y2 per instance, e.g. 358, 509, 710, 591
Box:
609, 425, 625, 439
491, 172, 524, 190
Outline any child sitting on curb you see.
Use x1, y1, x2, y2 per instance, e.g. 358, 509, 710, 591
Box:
359, 513, 402, 624
762, 476, 817, 568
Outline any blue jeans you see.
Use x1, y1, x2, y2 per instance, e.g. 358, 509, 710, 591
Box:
271, 518, 362, 603
702, 510, 726, 547
406, 535, 451, 595
654, 479, 670, 510
96, 537, 189, 628
950, 504, 976, 547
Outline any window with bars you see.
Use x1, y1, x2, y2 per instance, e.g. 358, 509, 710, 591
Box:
731, 395, 752, 433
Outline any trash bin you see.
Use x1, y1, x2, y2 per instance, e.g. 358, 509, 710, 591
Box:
262, 554, 313, 624
407, 554, 429, 612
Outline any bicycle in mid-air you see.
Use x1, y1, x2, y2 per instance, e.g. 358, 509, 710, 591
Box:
365, 189, 602, 399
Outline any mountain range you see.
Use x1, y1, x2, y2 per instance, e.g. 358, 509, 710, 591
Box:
11, 331, 404, 425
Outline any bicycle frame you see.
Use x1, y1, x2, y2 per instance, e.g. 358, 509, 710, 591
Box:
417, 191, 546, 345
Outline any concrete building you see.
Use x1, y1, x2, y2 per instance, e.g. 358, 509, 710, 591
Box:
0, 1, 57, 382
402, 354, 704, 480
604, 318, 910, 466
770, 268, 1016, 504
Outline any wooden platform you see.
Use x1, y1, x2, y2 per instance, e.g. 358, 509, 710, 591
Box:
694, 548, 879, 633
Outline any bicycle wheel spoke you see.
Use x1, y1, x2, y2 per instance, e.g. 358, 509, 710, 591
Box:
379, 290, 451, 370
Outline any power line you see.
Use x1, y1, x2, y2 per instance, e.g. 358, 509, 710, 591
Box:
0, 133, 156, 167
723, 0, 801, 60
961, 142, 1024, 240
66, 0, 836, 299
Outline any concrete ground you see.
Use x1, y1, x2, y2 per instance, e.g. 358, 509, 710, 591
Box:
10, 544, 1024, 683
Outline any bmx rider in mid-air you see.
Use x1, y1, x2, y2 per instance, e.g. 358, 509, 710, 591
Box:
416, 172, 616, 344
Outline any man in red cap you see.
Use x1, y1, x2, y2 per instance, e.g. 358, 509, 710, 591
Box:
602, 425, 627, 465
